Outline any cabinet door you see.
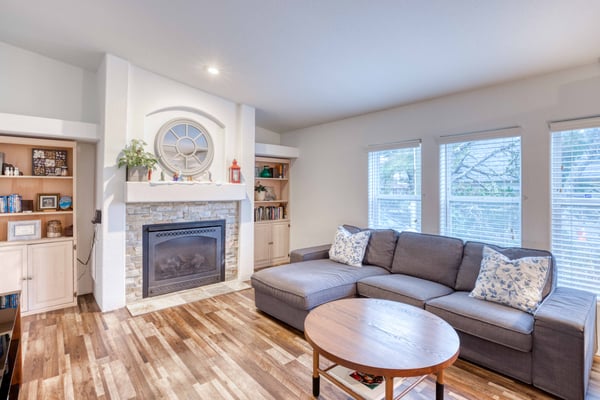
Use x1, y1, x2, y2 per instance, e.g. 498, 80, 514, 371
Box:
27, 241, 75, 312
271, 222, 290, 265
0, 245, 26, 296
254, 223, 272, 268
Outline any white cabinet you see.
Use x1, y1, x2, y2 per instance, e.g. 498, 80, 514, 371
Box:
0, 239, 76, 314
0, 245, 26, 295
254, 223, 271, 268
271, 221, 290, 265
254, 221, 290, 269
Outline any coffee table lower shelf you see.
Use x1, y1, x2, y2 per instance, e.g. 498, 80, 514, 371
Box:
314, 360, 430, 400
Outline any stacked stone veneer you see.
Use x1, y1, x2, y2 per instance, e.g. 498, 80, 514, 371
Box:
125, 201, 239, 303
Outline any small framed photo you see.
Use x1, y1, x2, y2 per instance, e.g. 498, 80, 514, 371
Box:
37, 193, 59, 211
265, 186, 277, 201
8, 220, 41, 241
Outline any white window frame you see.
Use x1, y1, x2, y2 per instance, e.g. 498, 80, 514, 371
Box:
439, 127, 522, 246
368, 140, 422, 232
550, 116, 600, 295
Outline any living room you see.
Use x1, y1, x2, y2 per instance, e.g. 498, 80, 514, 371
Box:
1, 1, 600, 399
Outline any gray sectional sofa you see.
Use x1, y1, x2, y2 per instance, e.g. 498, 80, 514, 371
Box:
250, 229, 597, 400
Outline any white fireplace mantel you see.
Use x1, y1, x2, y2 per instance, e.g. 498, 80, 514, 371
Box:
124, 181, 247, 203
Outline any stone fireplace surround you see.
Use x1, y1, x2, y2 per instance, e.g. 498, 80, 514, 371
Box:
125, 200, 239, 304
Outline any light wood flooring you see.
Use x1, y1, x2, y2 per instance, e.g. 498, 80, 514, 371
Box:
17, 289, 600, 399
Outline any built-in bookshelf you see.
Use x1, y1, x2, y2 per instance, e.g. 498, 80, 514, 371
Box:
254, 156, 291, 268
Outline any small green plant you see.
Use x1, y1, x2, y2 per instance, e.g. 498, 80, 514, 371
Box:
255, 182, 267, 192
117, 139, 158, 169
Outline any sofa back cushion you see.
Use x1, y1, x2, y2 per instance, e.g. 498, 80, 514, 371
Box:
455, 241, 556, 298
391, 232, 464, 287
343, 225, 398, 271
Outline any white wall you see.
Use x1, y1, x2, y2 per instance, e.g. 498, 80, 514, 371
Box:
0, 41, 97, 123
282, 63, 600, 250
76, 142, 96, 294
256, 126, 281, 145
93, 55, 255, 312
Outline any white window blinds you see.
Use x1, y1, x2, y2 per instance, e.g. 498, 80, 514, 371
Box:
368, 141, 421, 232
550, 118, 600, 294
439, 130, 521, 246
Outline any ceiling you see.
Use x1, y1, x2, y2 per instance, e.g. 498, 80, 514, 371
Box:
1, 1, 600, 133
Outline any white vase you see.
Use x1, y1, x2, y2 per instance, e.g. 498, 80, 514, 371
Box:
255, 191, 266, 201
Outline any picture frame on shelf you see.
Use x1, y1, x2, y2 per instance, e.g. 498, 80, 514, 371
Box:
32, 148, 68, 176
265, 186, 277, 201
37, 193, 59, 211
7, 219, 41, 241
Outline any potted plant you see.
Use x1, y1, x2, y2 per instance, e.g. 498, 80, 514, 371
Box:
117, 139, 158, 181
255, 181, 267, 201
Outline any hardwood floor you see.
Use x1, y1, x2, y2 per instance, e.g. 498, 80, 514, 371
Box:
17, 289, 600, 399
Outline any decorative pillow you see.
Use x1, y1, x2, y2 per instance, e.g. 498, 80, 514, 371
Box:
470, 246, 550, 314
329, 226, 371, 267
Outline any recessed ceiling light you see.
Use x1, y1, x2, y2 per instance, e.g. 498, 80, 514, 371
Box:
206, 66, 220, 75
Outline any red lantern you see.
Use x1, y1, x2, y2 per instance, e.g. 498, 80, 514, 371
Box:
230, 159, 241, 183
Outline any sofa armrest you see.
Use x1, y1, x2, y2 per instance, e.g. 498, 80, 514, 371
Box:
290, 244, 331, 263
533, 286, 597, 400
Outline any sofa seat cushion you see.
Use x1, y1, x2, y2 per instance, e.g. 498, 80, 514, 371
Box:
251, 259, 389, 311
426, 291, 534, 352
357, 274, 454, 308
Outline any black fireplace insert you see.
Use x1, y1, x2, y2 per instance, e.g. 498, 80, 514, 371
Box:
142, 220, 225, 297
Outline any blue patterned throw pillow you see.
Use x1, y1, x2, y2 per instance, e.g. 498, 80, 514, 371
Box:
329, 226, 371, 267
470, 246, 550, 314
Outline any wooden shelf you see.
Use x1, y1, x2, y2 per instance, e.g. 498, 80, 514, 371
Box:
0, 237, 74, 247
255, 200, 288, 204
0, 175, 72, 180
0, 210, 73, 217
254, 177, 288, 181
255, 219, 289, 224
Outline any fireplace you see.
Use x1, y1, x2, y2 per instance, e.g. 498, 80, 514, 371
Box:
142, 219, 225, 297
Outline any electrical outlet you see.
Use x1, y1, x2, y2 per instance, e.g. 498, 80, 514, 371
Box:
91, 209, 102, 224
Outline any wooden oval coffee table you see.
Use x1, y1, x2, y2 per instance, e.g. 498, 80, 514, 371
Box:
304, 298, 460, 400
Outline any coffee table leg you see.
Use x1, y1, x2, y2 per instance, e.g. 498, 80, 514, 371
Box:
436, 370, 445, 400
385, 377, 393, 399
312, 349, 320, 397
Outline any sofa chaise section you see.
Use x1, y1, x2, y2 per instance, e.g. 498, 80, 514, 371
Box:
251, 259, 388, 330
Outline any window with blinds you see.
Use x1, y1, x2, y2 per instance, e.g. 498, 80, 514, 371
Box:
439, 132, 521, 246
550, 119, 600, 295
368, 142, 421, 232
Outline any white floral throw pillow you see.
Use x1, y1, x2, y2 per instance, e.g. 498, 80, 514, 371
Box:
329, 226, 371, 267
470, 246, 550, 314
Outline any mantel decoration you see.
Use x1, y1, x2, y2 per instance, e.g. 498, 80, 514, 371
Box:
154, 119, 214, 178
117, 139, 158, 182
230, 159, 241, 183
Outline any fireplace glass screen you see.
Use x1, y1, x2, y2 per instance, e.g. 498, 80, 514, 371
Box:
143, 220, 225, 297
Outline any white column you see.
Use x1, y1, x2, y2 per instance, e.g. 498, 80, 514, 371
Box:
94, 54, 129, 311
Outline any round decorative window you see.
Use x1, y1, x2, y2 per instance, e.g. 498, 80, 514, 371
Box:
154, 119, 214, 176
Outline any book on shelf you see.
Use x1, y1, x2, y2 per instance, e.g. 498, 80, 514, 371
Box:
0, 294, 18, 309
254, 205, 285, 221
